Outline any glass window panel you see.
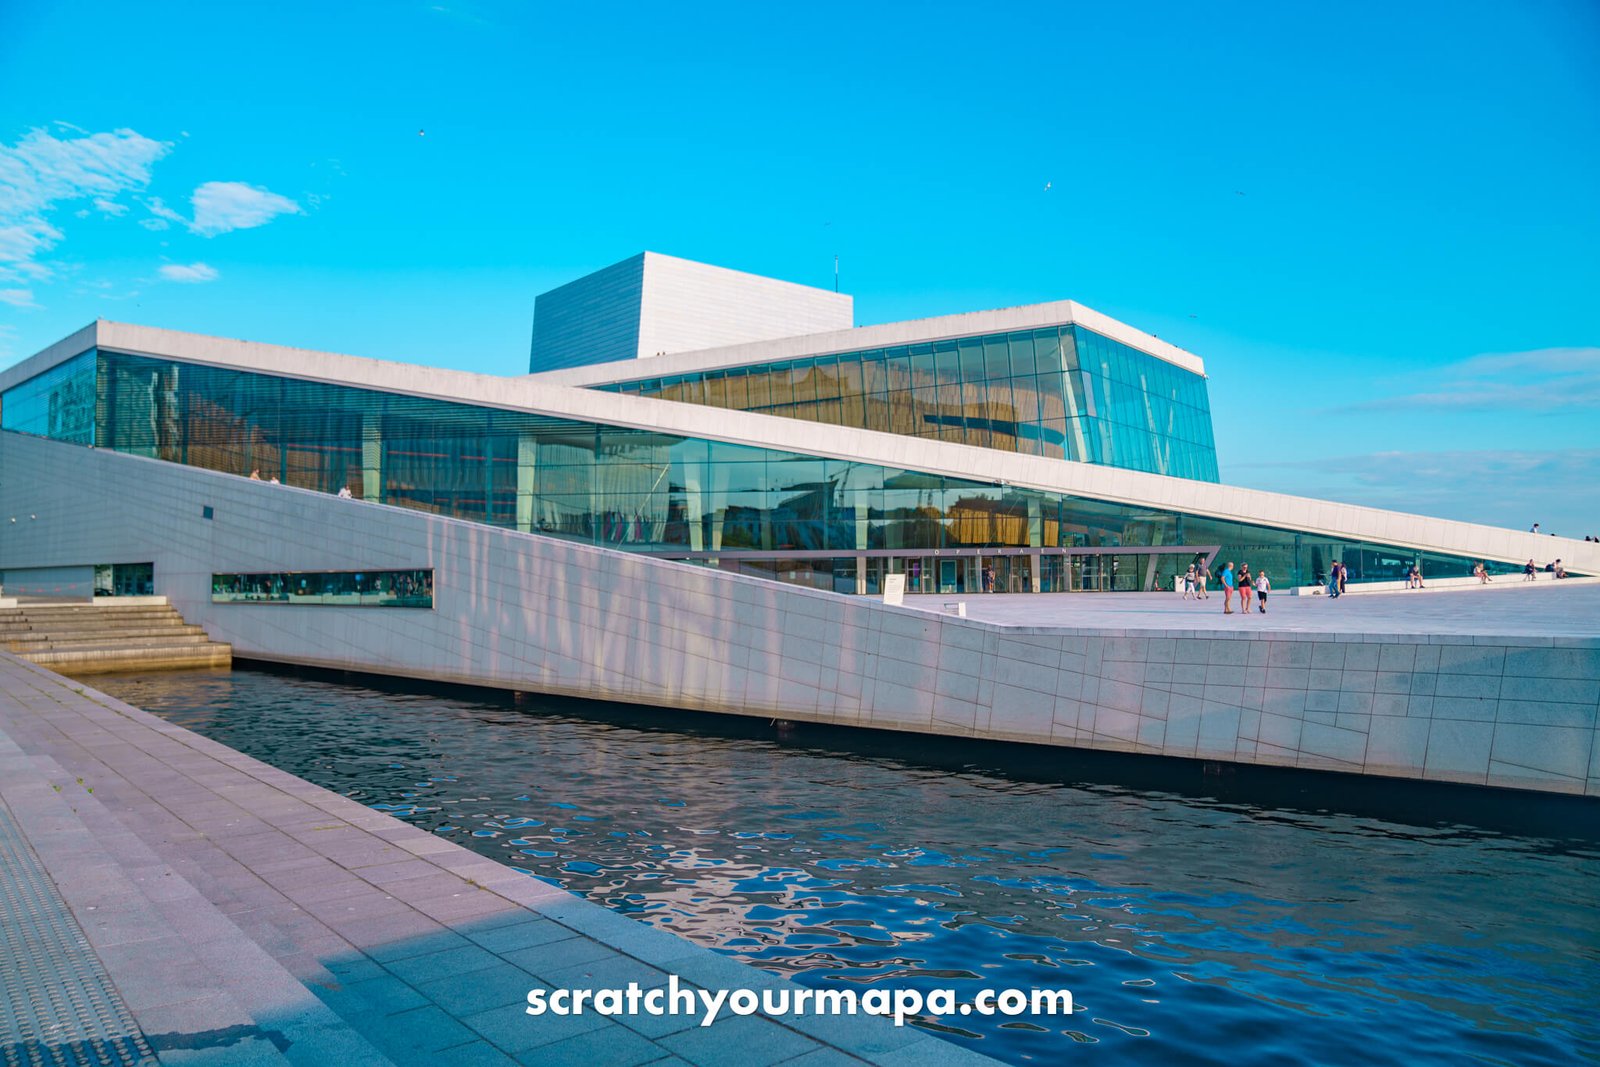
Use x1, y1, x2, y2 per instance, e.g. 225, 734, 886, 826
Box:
982, 334, 1010, 380
908, 345, 937, 390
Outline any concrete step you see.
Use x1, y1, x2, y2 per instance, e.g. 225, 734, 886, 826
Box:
0, 616, 187, 633
2, 600, 230, 676
24, 645, 233, 674
2, 625, 209, 644
1, 607, 185, 622
5, 633, 218, 652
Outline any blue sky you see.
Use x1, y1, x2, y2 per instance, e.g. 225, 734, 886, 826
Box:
2, 1, 1597, 535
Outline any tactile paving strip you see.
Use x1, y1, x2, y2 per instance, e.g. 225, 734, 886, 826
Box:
0, 798, 156, 1067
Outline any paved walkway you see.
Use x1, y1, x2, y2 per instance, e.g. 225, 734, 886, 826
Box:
0, 651, 993, 1066
905, 581, 1600, 638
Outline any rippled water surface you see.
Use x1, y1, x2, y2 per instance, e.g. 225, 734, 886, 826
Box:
95, 668, 1599, 1066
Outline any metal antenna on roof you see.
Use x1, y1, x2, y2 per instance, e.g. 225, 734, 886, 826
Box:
834, 255, 839, 293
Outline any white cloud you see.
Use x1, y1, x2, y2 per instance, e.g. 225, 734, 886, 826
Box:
1343, 347, 1600, 413
1233, 447, 1600, 536
158, 261, 219, 283
0, 220, 63, 279
143, 196, 185, 227
190, 181, 302, 236
0, 287, 39, 308
92, 197, 129, 217
0, 127, 171, 280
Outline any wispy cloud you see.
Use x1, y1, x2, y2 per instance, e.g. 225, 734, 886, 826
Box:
1343, 347, 1600, 413
0, 287, 39, 308
190, 181, 302, 236
1233, 447, 1600, 536
427, 3, 493, 26
0, 127, 171, 281
158, 262, 219, 283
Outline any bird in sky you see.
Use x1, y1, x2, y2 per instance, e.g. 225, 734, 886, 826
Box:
418, 129, 426, 137
1044, 180, 1052, 191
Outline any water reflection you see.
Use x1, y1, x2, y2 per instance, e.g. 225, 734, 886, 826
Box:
94, 668, 1600, 1067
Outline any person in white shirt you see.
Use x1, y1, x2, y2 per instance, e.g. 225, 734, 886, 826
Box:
1255, 570, 1271, 613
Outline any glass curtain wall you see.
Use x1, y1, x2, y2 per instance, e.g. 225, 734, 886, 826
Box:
0, 348, 1529, 591
598, 325, 1221, 482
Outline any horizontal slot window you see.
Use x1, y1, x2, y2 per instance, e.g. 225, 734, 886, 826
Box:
212, 569, 433, 608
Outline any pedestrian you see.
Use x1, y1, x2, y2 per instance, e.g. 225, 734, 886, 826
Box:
248, 468, 261, 480
982, 563, 994, 593
1327, 560, 1341, 599
1337, 561, 1347, 596
1256, 569, 1271, 613
1221, 561, 1236, 614
1531, 523, 1540, 534
1197, 566, 1209, 599
1524, 559, 1536, 581
1183, 564, 1196, 600
1237, 563, 1254, 615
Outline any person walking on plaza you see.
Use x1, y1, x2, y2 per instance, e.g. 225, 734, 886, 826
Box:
1183, 564, 1197, 599
1197, 565, 1209, 599
1237, 563, 1254, 615
1221, 561, 1236, 614
1255, 569, 1271, 613
1337, 561, 1347, 596
1327, 560, 1341, 599
1524, 559, 1537, 581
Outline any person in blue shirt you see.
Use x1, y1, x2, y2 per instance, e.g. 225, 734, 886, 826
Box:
1221, 562, 1236, 614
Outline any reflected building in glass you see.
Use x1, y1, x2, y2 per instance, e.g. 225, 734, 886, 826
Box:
0, 253, 1580, 598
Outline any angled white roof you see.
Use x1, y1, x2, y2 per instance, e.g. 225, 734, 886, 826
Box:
528, 299, 1207, 387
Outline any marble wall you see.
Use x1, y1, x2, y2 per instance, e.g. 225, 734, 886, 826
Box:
3, 431, 1595, 797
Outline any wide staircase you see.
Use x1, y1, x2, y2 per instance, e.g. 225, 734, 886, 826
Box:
0, 598, 231, 674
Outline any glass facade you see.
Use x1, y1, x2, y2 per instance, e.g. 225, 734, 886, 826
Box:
1, 348, 1534, 592
596, 325, 1221, 482
0, 349, 97, 445
212, 569, 434, 607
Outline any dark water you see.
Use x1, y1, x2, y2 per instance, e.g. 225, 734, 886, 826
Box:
94, 667, 1600, 1067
